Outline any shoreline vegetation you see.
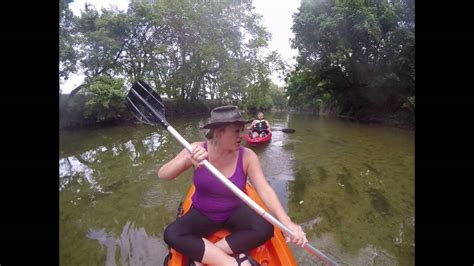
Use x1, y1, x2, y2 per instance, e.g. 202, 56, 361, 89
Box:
60, 95, 413, 131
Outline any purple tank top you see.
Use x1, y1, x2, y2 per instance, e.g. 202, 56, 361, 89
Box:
191, 142, 246, 222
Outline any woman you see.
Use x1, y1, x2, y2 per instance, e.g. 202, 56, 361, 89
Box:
248, 111, 271, 139
159, 106, 307, 266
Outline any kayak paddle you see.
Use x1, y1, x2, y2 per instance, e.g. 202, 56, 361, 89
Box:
271, 128, 295, 133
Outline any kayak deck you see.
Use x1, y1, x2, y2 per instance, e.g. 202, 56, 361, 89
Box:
164, 183, 297, 266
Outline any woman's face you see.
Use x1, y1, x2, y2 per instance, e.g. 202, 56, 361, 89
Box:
257, 112, 264, 119
218, 123, 244, 150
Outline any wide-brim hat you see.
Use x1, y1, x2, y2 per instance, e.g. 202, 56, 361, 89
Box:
201, 105, 252, 129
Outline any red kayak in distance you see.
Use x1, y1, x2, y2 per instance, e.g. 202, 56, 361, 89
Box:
245, 130, 272, 145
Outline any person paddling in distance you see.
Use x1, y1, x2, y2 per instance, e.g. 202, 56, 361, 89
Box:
248, 111, 271, 139
159, 106, 307, 266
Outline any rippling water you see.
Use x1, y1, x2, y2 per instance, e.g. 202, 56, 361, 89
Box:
60, 112, 414, 265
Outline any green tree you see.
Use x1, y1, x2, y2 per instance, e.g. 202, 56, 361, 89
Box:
83, 76, 126, 122
288, 0, 414, 120
72, 5, 132, 95
269, 82, 288, 110
60, 0, 78, 81
60, 0, 282, 124
245, 78, 273, 112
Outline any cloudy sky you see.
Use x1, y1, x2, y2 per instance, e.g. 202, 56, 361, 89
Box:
61, 0, 301, 93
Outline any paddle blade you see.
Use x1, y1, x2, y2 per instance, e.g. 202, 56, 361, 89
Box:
126, 80, 169, 128
281, 128, 295, 133
272, 128, 295, 133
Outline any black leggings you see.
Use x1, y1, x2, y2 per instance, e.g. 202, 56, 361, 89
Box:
163, 203, 274, 262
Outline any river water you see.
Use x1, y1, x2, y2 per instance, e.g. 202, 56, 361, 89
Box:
59, 112, 414, 265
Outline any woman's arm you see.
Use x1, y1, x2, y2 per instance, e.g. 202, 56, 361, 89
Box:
158, 141, 205, 180
247, 120, 256, 130
244, 148, 307, 246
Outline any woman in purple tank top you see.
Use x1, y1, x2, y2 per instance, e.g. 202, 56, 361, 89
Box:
158, 106, 307, 266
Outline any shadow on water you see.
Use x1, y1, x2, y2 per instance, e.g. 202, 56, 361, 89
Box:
316, 166, 328, 183
289, 163, 311, 202
328, 137, 346, 146
336, 167, 358, 197
283, 142, 295, 151
361, 163, 380, 175
366, 188, 392, 217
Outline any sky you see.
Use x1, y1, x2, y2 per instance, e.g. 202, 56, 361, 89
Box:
61, 0, 301, 93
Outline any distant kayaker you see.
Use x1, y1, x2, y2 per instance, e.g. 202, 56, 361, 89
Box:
158, 106, 307, 266
248, 111, 271, 139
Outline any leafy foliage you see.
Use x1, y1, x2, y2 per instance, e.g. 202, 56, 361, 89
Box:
270, 83, 288, 110
83, 76, 126, 122
61, 0, 280, 112
287, 0, 414, 121
59, 0, 78, 80
245, 79, 273, 112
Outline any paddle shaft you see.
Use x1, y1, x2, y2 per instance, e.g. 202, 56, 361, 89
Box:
166, 126, 338, 266
270, 128, 295, 133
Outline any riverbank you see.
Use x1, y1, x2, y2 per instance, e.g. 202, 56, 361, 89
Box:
60, 94, 413, 131
60, 94, 223, 130
60, 109, 414, 133
284, 107, 414, 131
337, 113, 414, 130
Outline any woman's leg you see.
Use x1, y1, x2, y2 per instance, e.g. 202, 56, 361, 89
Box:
219, 204, 274, 255
163, 208, 221, 262
164, 208, 242, 265
214, 237, 234, 255
203, 239, 257, 266
200, 238, 238, 265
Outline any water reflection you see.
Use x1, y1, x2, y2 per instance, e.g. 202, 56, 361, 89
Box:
80, 148, 100, 163
124, 140, 139, 163
87, 221, 169, 266
142, 133, 166, 154
60, 132, 169, 192
59, 156, 106, 193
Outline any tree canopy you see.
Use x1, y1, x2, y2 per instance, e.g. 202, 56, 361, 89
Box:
287, 0, 414, 121
60, 0, 286, 118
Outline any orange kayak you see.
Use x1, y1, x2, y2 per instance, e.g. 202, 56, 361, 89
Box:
164, 182, 297, 266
